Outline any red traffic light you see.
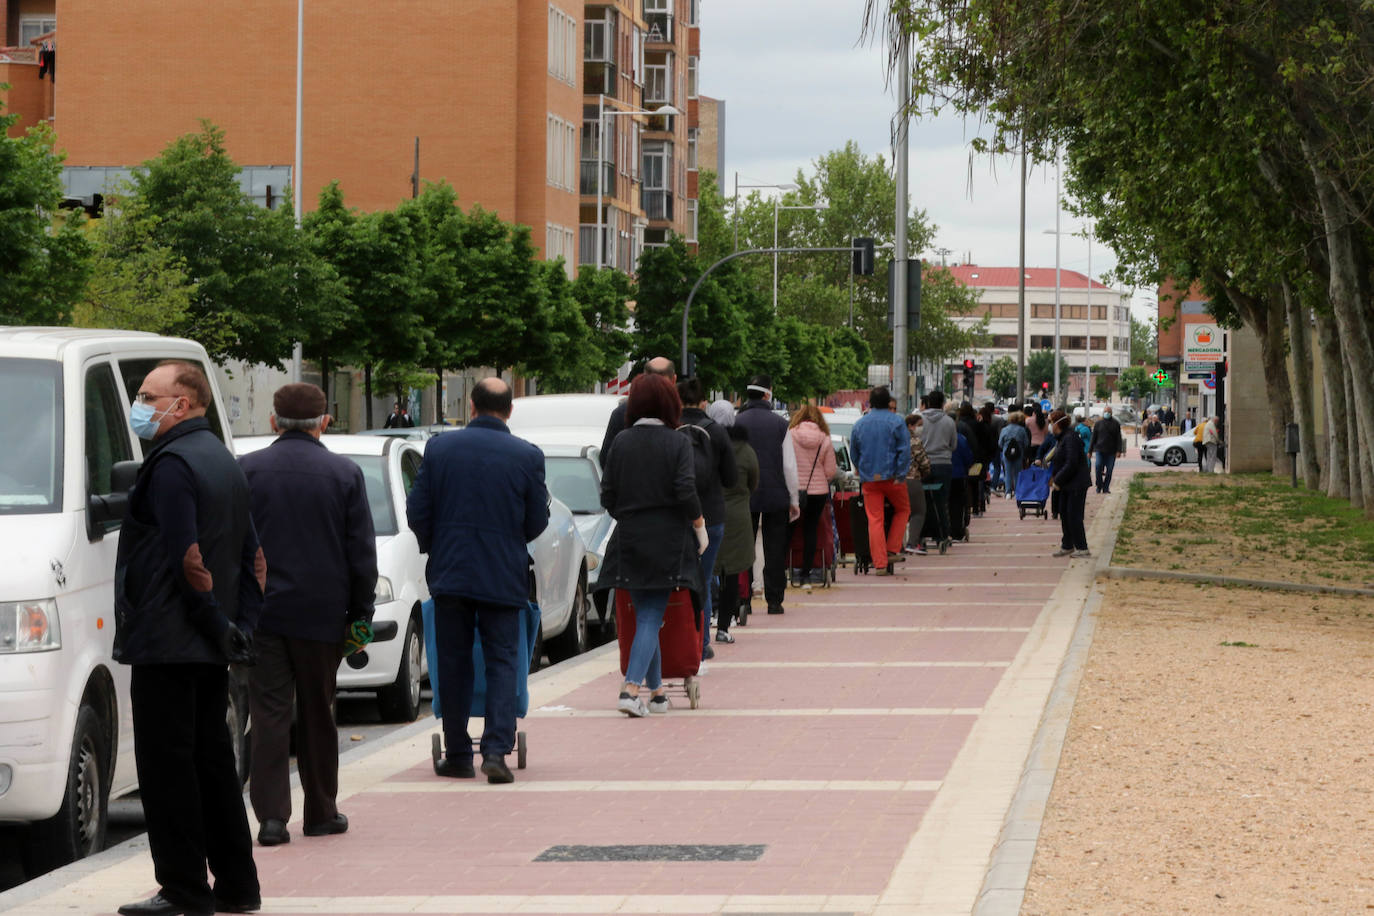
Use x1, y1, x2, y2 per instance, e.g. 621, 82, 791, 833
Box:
963, 359, 974, 369
1041, 382, 1049, 391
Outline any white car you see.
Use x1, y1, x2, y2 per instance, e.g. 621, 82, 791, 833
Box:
235, 434, 432, 722
505, 392, 623, 448
1140, 432, 1198, 467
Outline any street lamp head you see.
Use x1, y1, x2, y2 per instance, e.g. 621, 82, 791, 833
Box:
652, 105, 683, 116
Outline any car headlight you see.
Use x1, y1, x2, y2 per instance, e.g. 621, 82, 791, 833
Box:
0, 599, 61, 653
374, 576, 394, 603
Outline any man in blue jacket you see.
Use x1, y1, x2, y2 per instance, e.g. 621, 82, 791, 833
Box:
849, 387, 912, 575
239, 383, 377, 847
407, 378, 549, 783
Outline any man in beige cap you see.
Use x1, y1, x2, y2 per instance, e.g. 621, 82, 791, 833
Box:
238, 383, 377, 847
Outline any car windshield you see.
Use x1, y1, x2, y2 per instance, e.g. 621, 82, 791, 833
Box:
828, 419, 856, 440
545, 456, 602, 514
341, 454, 398, 535
0, 359, 62, 514
508, 398, 618, 432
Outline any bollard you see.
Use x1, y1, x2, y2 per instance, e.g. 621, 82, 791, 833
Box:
1285, 422, 1300, 488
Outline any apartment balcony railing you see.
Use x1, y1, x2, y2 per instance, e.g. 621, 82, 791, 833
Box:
643, 189, 674, 222
644, 12, 674, 44
583, 61, 617, 96
580, 160, 617, 196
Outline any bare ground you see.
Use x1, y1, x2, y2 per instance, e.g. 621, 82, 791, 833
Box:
1022, 475, 1374, 914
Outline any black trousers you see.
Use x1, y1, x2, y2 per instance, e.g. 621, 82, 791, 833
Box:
750, 508, 790, 610
716, 571, 744, 632
433, 596, 520, 761
131, 664, 258, 912
1059, 487, 1089, 550
790, 493, 829, 580
248, 633, 341, 828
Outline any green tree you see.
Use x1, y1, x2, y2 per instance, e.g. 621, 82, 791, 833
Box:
1129, 315, 1156, 365
0, 107, 91, 325
1116, 365, 1157, 400
524, 259, 603, 393
300, 181, 364, 402
571, 266, 634, 382
1025, 349, 1071, 396
915, 265, 989, 366
1094, 376, 1113, 401
985, 355, 1017, 398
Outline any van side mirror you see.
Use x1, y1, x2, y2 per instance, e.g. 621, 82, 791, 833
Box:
88, 460, 142, 531
111, 460, 141, 494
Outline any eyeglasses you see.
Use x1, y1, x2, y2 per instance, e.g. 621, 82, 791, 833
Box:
135, 391, 181, 405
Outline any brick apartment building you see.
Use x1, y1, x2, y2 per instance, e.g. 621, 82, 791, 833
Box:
1157, 277, 1223, 418
2, 0, 704, 276
943, 265, 1132, 402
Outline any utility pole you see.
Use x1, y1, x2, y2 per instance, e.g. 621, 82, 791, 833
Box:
1015, 133, 1026, 402
892, 33, 910, 414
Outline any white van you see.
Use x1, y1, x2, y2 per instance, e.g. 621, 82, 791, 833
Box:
0, 329, 241, 875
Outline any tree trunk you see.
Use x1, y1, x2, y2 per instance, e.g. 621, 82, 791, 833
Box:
1311, 155, 1374, 514
435, 371, 445, 425
1315, 310, 1348, 497
1345, 367, 1364, 507
1282, 283, 1320, 488
1217, 280, 1292, 473
364, 363, 374, 429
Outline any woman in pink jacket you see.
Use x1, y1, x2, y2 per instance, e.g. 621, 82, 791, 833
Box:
788, 405, 838, 590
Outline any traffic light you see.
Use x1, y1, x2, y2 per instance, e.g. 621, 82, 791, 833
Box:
1041, 381, 1050, 393
962, 359, 975, 397
851, 237, 875, 276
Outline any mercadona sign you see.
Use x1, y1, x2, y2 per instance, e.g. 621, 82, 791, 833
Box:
1183, 323, 1224, 364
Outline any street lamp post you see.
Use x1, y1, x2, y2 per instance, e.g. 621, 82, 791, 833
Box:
1084, 220, 1093, 402
772, 199, 829, 311
595, 97, 680, 270
290, 0, 304, 383
733, 176, 797, 251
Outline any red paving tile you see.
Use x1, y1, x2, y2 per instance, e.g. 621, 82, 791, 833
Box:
765, 603, 1044, 628
711, 629, 1028, 664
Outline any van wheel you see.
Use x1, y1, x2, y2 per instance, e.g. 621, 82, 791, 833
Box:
24, 705, 108, 874
547, 575, 590, 663
377, 616, 423, 723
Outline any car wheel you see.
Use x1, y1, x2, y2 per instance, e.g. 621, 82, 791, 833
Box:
1164, 446, 1185, 466
548, 573, 590, 663
377, 616, 423, 723
24, 705, 108, 874
226, 670, 252, 785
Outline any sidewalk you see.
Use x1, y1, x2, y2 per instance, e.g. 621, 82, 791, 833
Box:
3, 471, 1133, 916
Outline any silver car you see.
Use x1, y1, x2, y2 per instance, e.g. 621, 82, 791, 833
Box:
1140, 432, 1198, 467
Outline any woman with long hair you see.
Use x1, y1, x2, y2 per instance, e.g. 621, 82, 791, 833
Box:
787, 405, 837, 590
596, 374, 705, 717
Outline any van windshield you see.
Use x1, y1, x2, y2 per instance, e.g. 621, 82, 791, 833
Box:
0, 359, 63, 513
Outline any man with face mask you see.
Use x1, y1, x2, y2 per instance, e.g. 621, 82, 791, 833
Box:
1088, 406, 1125, 494
113, 360, 265, 916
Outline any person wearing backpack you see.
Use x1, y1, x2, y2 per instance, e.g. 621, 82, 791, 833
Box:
787, 405, 838, 590
678, 378, 738, 660
998, 411, 1031, 500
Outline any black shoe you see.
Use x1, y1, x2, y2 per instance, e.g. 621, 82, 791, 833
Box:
482, 754, 515, 784
766, 605, 784, 615
213, 898, 262, 914
433, 756, 475, 779
118, 895, 211, 916
256, 819, 289, 847
702, 644, 715, 660
303, 812, 348, 837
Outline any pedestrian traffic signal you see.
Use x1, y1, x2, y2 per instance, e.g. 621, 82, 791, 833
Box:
852, 237, 875, 276
1041, 381, 1050, 392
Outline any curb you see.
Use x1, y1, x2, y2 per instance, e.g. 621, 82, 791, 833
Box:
972, 484, 1130, 916
1101, 565, 1374, 598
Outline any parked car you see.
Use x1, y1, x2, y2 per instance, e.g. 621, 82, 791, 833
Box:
527, 443, 614, 639
0, 329, 246, 874
356, 424, 454, 442
1140, 432, 1198, 467
505, 393, 623, 448
234, 434, 432, 722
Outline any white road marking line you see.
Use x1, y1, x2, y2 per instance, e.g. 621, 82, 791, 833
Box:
249, 894, 882, 914
528, 707, 983, 718
735, 626, 1031, 633
368, 779, 943, 793
706, 660, 1010, 669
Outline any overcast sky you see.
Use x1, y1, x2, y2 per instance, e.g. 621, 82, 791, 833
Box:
700, 0, 1156, 317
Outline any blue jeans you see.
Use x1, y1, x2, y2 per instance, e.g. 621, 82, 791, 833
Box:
625, 589, 668, 690
1004, 456, 1022, 497
1094, 451, 1117, 491
699, 524, 724, 654
990, 451, 1004, 487
433, 595, 519, 761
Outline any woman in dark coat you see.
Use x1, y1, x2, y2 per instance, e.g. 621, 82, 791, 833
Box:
1050, 415, 1092, 557
596, 374, 705, 717
708, 399, 758, 643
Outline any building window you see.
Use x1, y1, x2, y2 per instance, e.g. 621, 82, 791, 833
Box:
545, 223, 576, 278
632, 28, 645, 87
982, 302, 1021, 319
20, 16, 56, 46
585, 12, 613, 63
688, 0, 700, 26
687, 199, 698, 242
687, 128, 698, 170
990, 334, 1020, 349
1091, 336, 1107, 351
645, 61, 672, 104
642, 141, 673, 221
687, 56, 699, 99
548, 6, 577, 86
547, 114, 577, 191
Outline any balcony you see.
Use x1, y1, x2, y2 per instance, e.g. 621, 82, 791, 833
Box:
580, 160, 617, 196
583, 61, 617, 96
643, 189, 674, 222
644, 12, 674, 45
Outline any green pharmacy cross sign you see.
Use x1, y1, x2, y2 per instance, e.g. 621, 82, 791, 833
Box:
1151, 370, 1168, 384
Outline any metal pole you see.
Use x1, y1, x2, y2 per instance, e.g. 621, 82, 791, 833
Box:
595, 95, 605, 270
1085, 221, 1092, 402
290, 0, 304, 383
1053, 150, 1061, 402
1015, 134, 1026, 402
733, 170, 739, 252
892, 33, 910, 414
772, 196, 780, 312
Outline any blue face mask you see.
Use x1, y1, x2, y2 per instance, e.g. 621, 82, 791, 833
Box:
130, 399, 179, 440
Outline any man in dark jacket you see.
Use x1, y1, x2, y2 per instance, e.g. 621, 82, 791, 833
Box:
113, 360, 264, 916
733, 374, 800, 614
1087, 407, 1125, 494
239, 383, 377, 847
383, 402, 414, 428
599, 356, 675, 468
407, 378, 548, 784
678, 376, 738, 657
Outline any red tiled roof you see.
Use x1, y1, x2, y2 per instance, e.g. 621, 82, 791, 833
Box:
940, 265, 1112, 291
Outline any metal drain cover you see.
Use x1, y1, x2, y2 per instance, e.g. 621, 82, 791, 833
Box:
534, 843, 766, 862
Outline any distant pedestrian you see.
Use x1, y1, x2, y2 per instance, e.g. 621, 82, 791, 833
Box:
788, 404, 838, 590
918, 390, 958, 553
239, 383, 377, 847
999, 411, 1031, 500
1050, 415, 1092, 558
678, 377, 738, 658
1088, 406, 1124, 494
408, 378, 549, 783
849, 387, 911, 575
986, 402, 1008, 491
734, 374, 800, 614
113, 360, 263, 916
1201, 415, 1223, 472
710, 399, 758, 643
1145, 413, 1164, 439
1074, 413, 1092, 457
383, 402, 414, 429
904, 413, 932, 553
1163, 406, 1176, 428
947, 414, 975, 541
1026, 405, 1050, 450
596, 374, 706, 716
600, 357, 675, 469
1193, 419, 1206, 472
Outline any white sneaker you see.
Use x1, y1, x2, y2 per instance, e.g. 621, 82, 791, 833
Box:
1052, 547, 1073, 557
1071, 549, 1092, 558
617, 692, 649, 717
648, 694, 671, 714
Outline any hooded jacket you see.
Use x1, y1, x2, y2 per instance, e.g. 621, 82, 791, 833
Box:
918, 408, 958, 466
790, 421, 837, 494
